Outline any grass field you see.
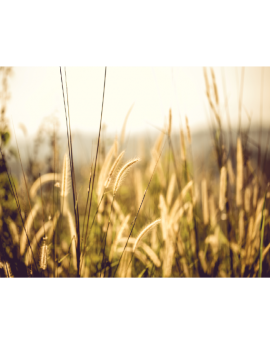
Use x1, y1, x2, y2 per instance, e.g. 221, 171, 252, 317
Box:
0, 66, 270, 278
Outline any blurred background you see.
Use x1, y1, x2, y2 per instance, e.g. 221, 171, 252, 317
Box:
6, 67, 270, 136
3, 67, 270, 178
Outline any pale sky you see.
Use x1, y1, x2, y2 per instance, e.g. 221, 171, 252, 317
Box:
4, 67, 270, 138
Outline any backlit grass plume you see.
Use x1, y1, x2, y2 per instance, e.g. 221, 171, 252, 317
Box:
132, 219, 161, 253
101, 158, 140, 274
104, 150, 125, 189
61, 153, 71, 198
236, 137, 243, 207
113, 158, 140, 196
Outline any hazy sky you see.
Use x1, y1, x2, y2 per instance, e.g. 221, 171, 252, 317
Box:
4, 67, 270, 138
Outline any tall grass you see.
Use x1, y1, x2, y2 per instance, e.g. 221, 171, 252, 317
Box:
1, 67, 270, 278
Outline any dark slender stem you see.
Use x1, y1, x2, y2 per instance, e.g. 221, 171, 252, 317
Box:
80, 193, 106, 276
100, 194, 114, 276
81, 67, 107, 269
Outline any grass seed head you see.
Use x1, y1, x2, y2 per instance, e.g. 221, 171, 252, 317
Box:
113, 158, 140, 196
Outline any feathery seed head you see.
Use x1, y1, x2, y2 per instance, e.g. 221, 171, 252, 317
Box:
133, 219, 161, 253
61, 154, 70, 198
113, 158, 140, 195
104, 151, 125, 189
